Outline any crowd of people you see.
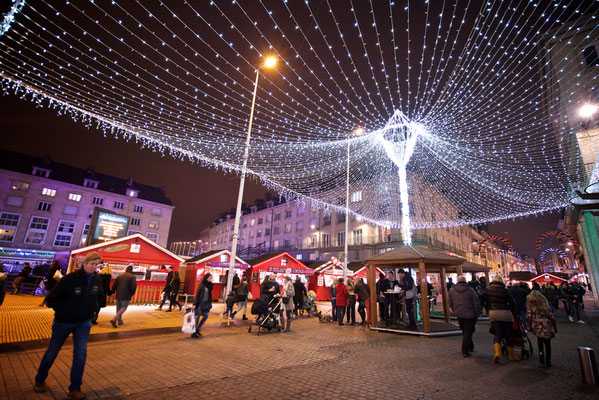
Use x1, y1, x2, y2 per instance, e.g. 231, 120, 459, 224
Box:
327, 276, 371, 326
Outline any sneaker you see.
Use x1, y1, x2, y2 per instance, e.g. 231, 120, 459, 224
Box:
578, 320, 585, 324
110, 320, 117, 328
33, 382, 48, 393
231, 311, 238, 318
67, 389, 87, 399
568, 316, 574, 322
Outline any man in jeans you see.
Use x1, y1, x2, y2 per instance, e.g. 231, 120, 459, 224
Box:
398, 269, 417, 330
110, 265, 137, 328
448, 275, 481, 357
34, 252, 103, 400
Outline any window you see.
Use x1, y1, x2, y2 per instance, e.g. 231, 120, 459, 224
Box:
284, 223, 292, 233
32, 167, 50, 178
11, 181, 29, 191
310, 218, 318, 229
114, 201, 125, 210
88, 209, 94, 219
42, 188, 56, 197
83, 179, 99, 189
258, 217, 263, 225
285, 210, 292, 219
149, 220, 159, 229
128, 230, 140, 235
80, 223, 90, 245
37, 201, 52, 212
92, 196, 104, 206
6, 196, 24, 207
250, 219, 256, 227
350, 191, 362, 202
54, 221, 76, 247
297, 207, 304, 216
273, 226, 280, 235
284, 239, 291, 248
257, 230, 262, 238
25, 216, 50, 245
63, 205, 78, 216
126, 189, 138, 198
337, 213, 346, 224
266, 214, 272, 222
265, 228, 271, 236
274, 213, 281, 221
322, 233, 331, 247
296, 237, 303, 249
249, 230, 254, 238
353, 229, 363, 245
273, 239, 280, 249
309, 235, 316, 248
296, 221, 304, 231
133, 205, 144, 213
323, 215, 331, 226
0, 212, 20, 242
146, 232, 159, 242
337, 232, 345, 247
583, 44, 599, 67
67, 193, 81, 202
151, 208, 162, 216
296, 254, 303, 260
131, 217, 141, 226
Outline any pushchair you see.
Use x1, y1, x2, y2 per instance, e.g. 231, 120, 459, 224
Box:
248, 296, 283, 335
501, 311, 533, 360
298, 290, 318, 317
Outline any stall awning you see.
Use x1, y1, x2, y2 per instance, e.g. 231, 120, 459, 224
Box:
530, 273, 567, 284
184, 249, 248, 269
248, 252, 314, 275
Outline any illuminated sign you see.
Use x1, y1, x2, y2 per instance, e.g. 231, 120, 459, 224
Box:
267, 266, 314, 275
206, 261, 248, 269
102, 244, 130, 253
87, 208, 130, 246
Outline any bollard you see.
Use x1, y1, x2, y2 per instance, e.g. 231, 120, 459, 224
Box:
578, 347, 599, 385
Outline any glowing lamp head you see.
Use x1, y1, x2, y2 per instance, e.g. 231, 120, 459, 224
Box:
579, 104, 598, 118
264, 57, 277, 68
355, 127, 364, 136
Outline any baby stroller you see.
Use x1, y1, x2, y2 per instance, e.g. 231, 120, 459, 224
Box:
300, 290, 318, 317
248, 296, 283, 335
501, 311, 533, 360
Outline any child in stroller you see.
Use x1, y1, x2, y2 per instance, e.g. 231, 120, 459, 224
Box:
248, 296, 283, 335
297, 290, 318, 317
501, 311, 533, 360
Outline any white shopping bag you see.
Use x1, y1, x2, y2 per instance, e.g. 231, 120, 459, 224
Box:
181, 310, 196, 334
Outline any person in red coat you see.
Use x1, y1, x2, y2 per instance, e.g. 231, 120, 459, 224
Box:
335, 278, 349, 326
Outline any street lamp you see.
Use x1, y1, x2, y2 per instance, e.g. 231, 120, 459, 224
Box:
579, 104, 598, 118
226, 56, 277, 294
343, 127, 364, 281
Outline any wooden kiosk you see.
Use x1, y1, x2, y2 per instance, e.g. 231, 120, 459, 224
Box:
365, 245, 490, 337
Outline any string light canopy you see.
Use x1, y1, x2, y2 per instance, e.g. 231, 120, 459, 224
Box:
1, 1, 598, 241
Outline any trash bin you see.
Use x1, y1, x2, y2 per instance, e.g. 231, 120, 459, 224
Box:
578, 347, 599, 385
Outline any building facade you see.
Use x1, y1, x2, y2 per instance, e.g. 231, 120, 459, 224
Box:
0, 149, 174, 266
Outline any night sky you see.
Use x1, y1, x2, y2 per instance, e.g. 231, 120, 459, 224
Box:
1, 92, 561, 257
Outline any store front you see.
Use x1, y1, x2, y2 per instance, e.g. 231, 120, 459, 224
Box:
183, 250, 249, 301
68, 233, 184, 304
247, 252, 314, 299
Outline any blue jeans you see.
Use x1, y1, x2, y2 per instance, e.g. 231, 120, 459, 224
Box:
383, 295, 396, 325
331, 299, 337, 320
195, 310, 209, 332
405, 298, 416, 327
35, 319, 92, 392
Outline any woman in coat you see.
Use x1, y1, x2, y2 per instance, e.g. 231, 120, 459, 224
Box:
167, 271, 182, 312
93, 265, 113, 324
484, 275, 518, 363
192, 273, 213, 338
354, 278, 370, 325
526, 290, 557, 368
281, 276, 295, 332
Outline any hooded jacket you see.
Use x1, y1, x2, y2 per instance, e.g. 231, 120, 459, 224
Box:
46, 268, 103, 323
448, 282, 481, 319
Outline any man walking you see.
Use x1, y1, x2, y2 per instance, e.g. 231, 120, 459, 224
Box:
34, 252, 103, 399
448, 275, 481, 357
110, 265, 137, 328
156, 266, 173, 311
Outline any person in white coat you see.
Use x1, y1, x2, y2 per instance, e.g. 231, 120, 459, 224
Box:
281, 276, 295, 332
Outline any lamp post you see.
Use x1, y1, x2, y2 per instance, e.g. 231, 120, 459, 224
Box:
344, 127, 364, 282
579, 103, 598, 130
226, 56, 277, 295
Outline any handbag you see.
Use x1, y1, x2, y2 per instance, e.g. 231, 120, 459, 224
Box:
283, 297, 290, 305
181, 311, 196, 334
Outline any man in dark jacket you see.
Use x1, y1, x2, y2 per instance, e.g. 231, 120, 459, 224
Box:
34, 252, 103, 400
12, 262, 32, 294
156, 266, 173, 310
448, 276, 481, 357
509, 282, 530, 324
109, 265, 137, 328
293, 276, 306, 316
398, 269, 417, 330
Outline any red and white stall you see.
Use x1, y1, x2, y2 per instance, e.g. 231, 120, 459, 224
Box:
530, 273, 567, 286
308, 260, 348, 301
183, 250, 249, 300
352, 265, 384, 283
68, 234, 184, 303
247, 252, 314, 299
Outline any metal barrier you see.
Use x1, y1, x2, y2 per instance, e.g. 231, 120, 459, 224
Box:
578, 347, 599, 385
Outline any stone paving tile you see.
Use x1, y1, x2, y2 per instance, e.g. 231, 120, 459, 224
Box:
1, 296, 598, 399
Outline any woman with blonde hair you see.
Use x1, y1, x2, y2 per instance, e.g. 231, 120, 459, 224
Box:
281, 276, 295, 332
526, 290, 557, 368
92, 265, 113, 324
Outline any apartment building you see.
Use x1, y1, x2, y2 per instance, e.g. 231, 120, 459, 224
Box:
0, 149, 174, 265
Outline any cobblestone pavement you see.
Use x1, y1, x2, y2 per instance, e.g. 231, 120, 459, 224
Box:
1, 296, 598, 400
